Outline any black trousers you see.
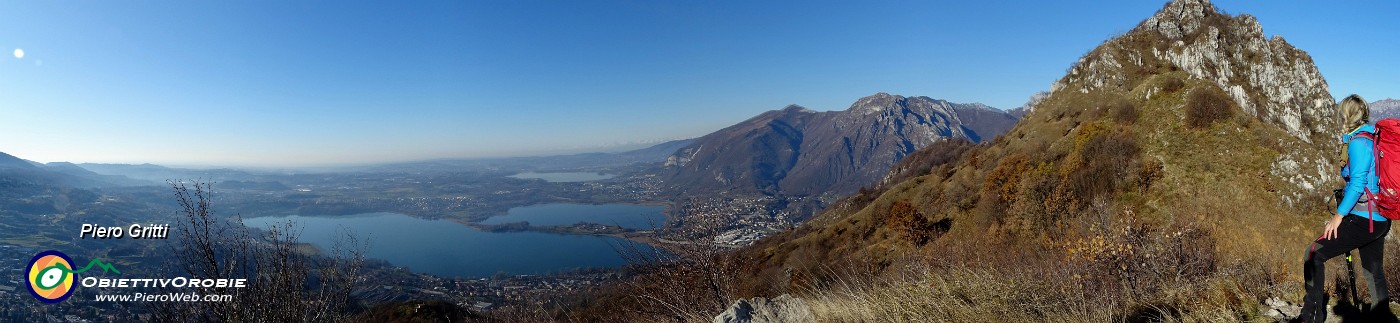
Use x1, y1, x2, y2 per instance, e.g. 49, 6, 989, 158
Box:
1301, 215, 1391, 321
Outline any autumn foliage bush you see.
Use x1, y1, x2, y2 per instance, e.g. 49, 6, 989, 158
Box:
884, 200, 950, 246
1064, 217, 1218, 300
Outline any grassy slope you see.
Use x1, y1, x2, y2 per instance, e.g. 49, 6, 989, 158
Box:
735, 47, 1340, 322
547, 2, 1353, 321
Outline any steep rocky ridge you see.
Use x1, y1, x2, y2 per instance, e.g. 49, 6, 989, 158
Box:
1054, 0, 1339, 207
730, 1, 1345, 319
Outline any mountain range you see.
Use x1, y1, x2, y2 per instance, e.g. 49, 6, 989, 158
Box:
0, 152, 151, 188
1371, 98, 1400, 120
658, 94, 1018, 202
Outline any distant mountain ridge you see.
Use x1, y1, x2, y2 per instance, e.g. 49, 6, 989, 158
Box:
360, 138, 696, 174
947, 103, 1019, 143
0, 152, 153, 188
1371, 99, 1400, 120
0, 151, 37, 169
659, 93, 1018, 201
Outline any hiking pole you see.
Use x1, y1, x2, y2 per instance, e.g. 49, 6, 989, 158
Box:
1347, 252, 1361, 307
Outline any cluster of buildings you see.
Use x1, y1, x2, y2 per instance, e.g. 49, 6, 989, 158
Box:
671, 195, 802, 246
356, 267, 625, 313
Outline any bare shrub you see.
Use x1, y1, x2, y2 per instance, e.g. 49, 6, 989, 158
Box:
1047, 127, 1140, 219
1186, 85, 1236, 129
1111, 97, 1140, 124
1160, 75, 1186, 93
611, 216, 741, 322
151, 180, 365, 323
1063, 215, 1218, 314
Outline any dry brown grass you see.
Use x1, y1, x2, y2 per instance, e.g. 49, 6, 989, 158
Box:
802, 215, 1276, 323
805, 266, 1108, 322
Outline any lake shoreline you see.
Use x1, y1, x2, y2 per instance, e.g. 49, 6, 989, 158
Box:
242, 212, 659, 278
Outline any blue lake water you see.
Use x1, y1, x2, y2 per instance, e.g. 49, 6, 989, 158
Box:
241, 212, 656, 278
479, 203, 667, 230
508, 172, 615, 182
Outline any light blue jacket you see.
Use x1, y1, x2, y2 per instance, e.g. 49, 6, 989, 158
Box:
1338, 124, 1387, 221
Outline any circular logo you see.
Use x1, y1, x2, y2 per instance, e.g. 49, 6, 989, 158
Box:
26, 250, 76, 304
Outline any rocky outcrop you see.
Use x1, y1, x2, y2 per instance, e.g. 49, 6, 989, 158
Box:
1047, 0, 1340, 207
1138, 0, 1333, 142
1260, 297, 1400, 323
1009, 91, 1049, 118
1150, 11, 1329, 140
712, 294, 813, 323
1260, 297, 1305, 322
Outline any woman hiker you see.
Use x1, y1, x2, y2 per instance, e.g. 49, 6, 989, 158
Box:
1298, 94, 1392, 322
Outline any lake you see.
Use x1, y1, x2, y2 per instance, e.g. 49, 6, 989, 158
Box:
241, 212, 656, 278
508, 171, 615, 182
479, 203, 667, 230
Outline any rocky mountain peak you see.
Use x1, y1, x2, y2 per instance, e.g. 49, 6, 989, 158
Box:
848, 92, 906, 114
1045, 0, 1339, 205
1055, 0, 1336, 145
1140, 0, 1217, 39
781, 105, 815, 114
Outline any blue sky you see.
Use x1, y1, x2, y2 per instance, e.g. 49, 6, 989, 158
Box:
0, 0, 1395, 167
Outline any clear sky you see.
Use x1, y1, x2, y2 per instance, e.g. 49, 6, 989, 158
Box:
0, 0, 1395, 167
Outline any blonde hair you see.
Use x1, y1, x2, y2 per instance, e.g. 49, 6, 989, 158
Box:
1339, 94, 1369, 129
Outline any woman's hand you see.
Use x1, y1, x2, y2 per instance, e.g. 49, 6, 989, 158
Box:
1324, 214, 1345, 240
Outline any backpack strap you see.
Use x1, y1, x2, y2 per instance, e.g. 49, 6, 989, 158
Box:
1350, 132, 1378, 232
1365, 188, 1377, 233
1347, 132, 1376, 170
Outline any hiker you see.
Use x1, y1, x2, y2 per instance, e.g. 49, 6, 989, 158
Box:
1298, 94, 1392, 322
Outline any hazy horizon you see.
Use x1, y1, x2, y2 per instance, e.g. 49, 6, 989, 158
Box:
9, 137, 689, 169
2, 0, 1396, 167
